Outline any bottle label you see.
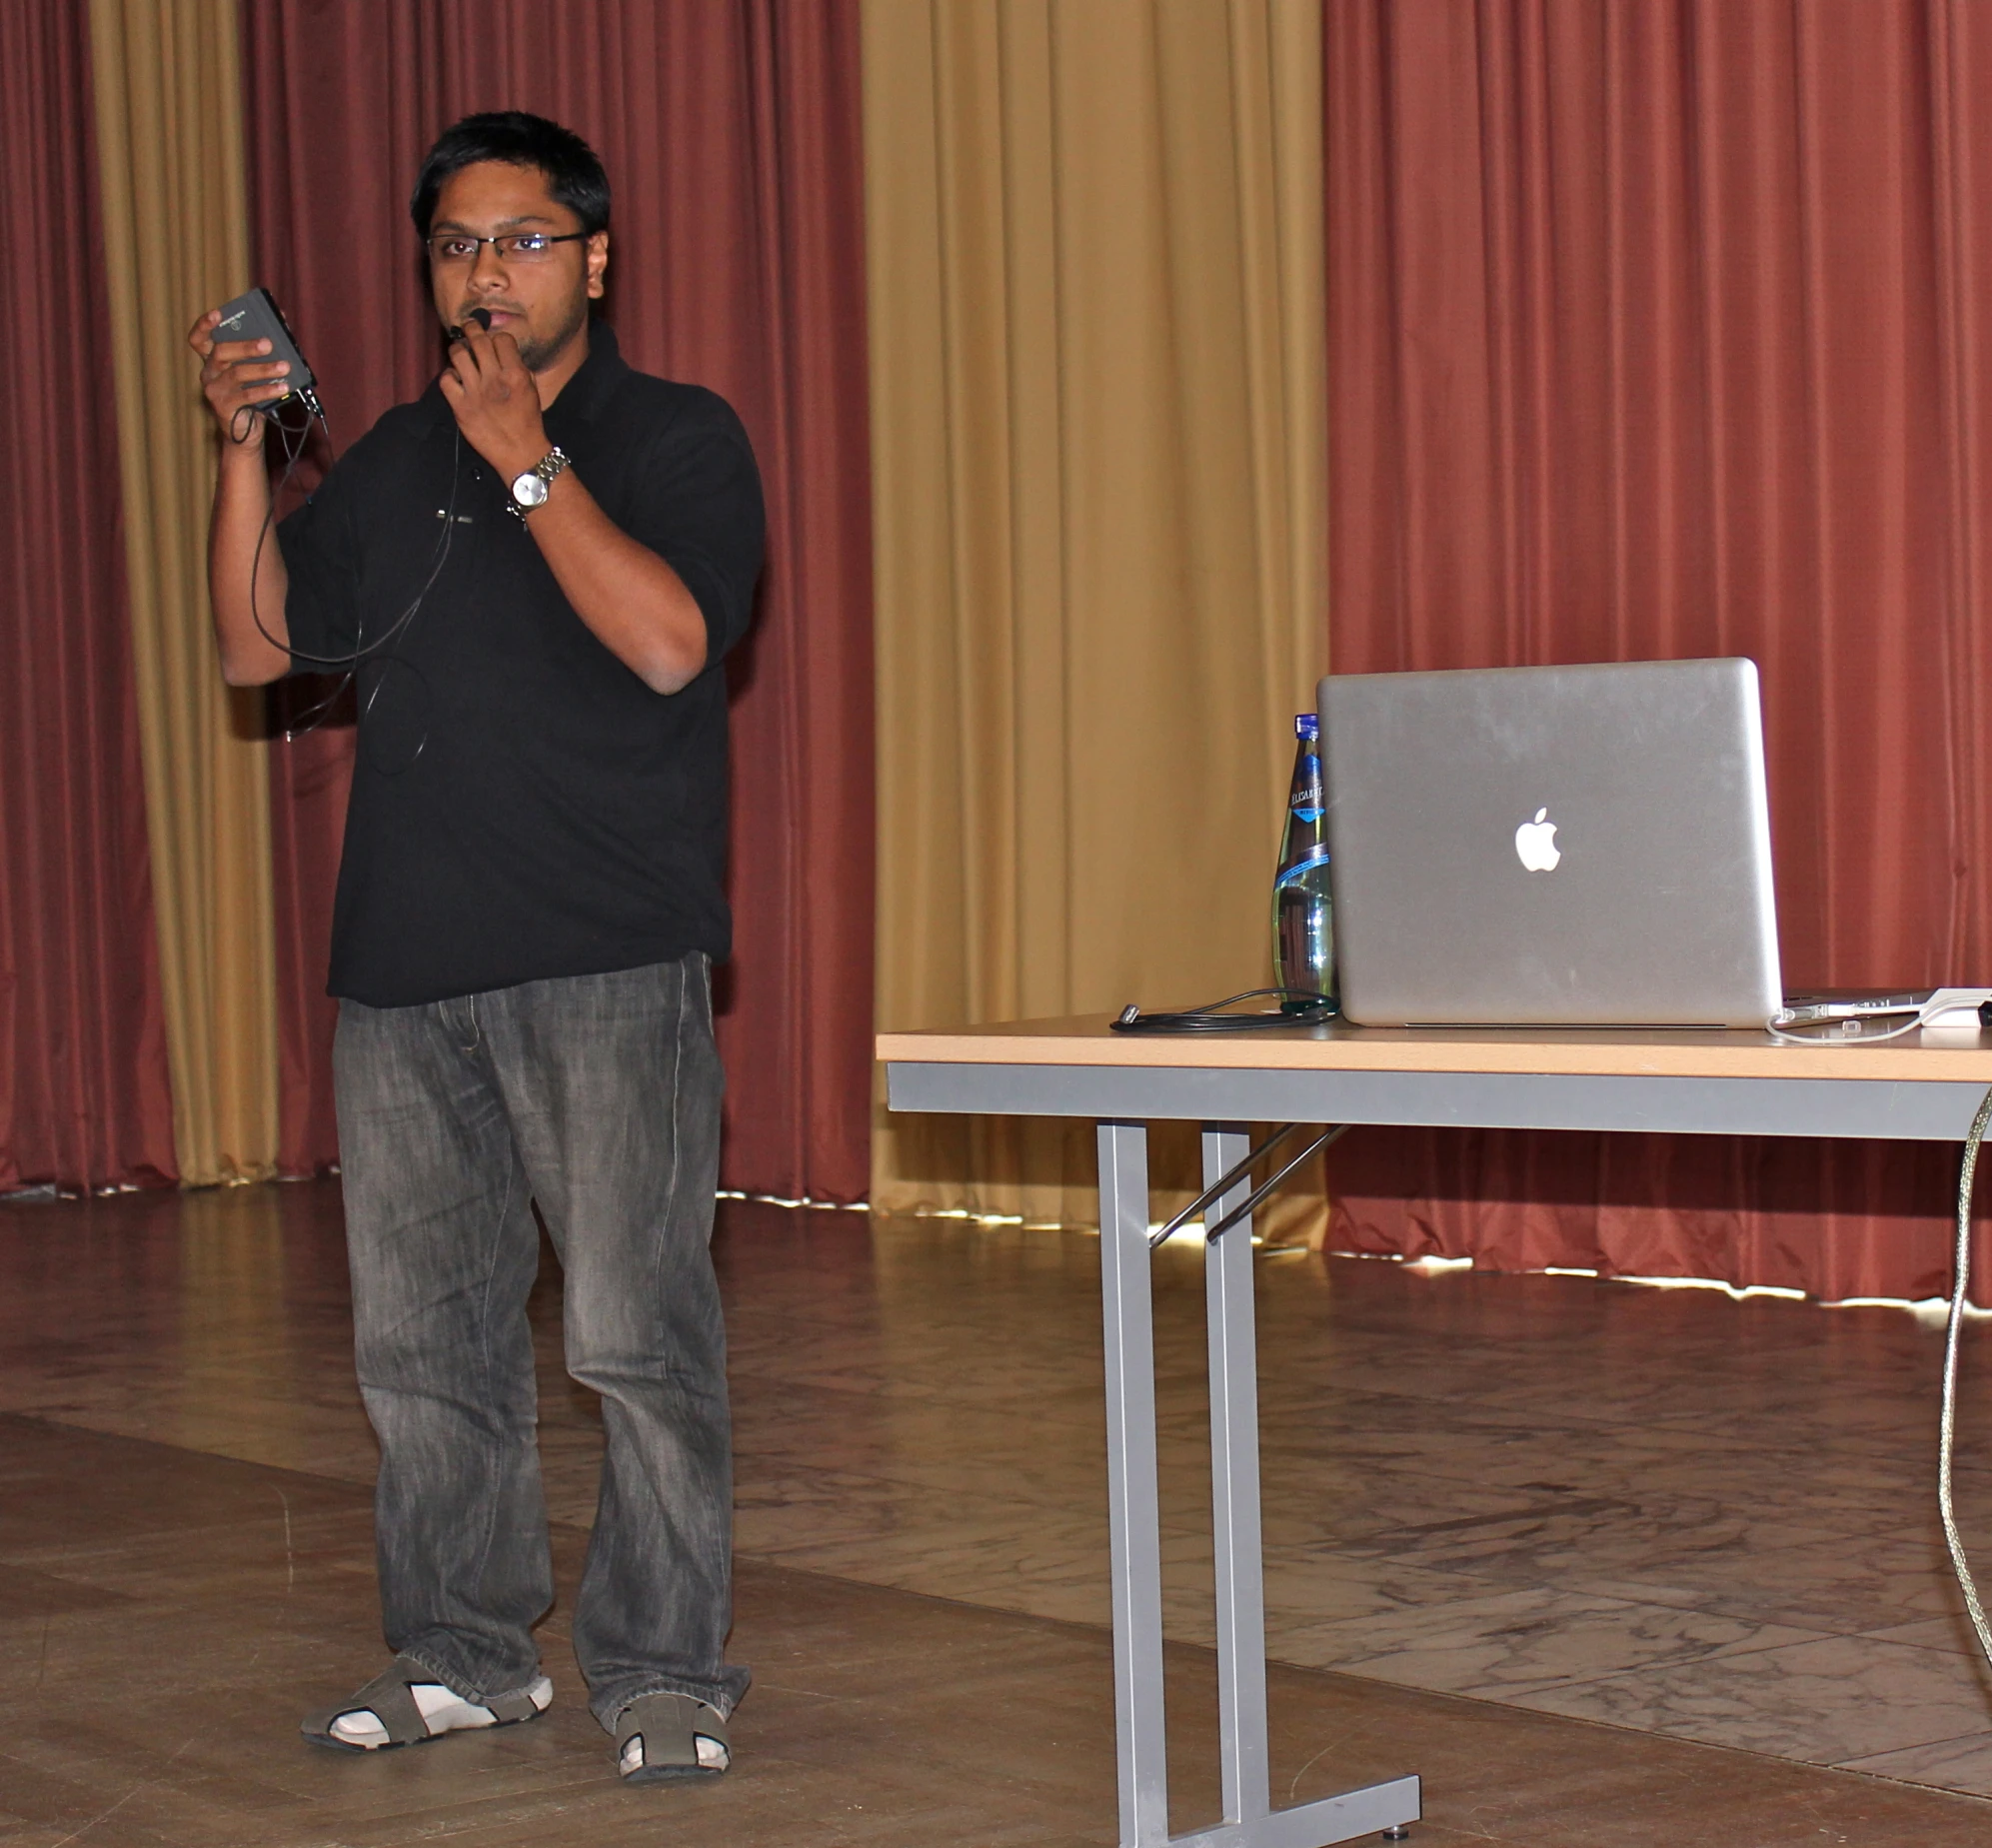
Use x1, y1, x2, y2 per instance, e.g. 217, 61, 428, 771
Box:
1289, 752, 1324, 823
1273, 845, 1331, 890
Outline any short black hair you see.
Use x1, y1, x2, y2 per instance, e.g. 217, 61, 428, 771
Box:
410, 111, 611, 237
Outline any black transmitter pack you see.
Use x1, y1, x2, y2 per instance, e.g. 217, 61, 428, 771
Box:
212, 286, 321, 418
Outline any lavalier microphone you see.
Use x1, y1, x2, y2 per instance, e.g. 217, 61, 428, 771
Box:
447, 307, 494, 341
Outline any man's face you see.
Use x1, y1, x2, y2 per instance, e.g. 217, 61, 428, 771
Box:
426, 160, 609, 374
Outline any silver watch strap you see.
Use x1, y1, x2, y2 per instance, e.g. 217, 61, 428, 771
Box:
509, 446, 571, 519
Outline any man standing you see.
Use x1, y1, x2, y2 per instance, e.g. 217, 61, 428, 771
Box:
188, 112, 760, 1784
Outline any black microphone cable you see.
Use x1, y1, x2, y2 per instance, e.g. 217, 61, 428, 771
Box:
251, 304, 494, 724
243, 407, 462, 678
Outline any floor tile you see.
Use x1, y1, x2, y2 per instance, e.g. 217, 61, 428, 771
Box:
1510, 1633, 1992, 1765
1271, 1582, 1825, 1695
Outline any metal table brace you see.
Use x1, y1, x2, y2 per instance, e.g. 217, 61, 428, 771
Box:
1099, 1117, 1420, 1848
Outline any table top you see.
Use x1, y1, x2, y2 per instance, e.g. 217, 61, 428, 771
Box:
878, 1013, 1992, 1084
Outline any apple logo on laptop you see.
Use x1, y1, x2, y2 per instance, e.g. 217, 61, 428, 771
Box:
1514, 808, 1561, 872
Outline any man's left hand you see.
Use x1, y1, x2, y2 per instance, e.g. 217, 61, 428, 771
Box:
439, 328, 547, 481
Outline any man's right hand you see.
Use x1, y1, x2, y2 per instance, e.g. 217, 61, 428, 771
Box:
192, 305, 295, 684
188, 306, 292, 450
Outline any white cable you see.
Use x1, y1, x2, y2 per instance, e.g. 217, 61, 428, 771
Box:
1766, 1012, 1930, 1046
1767, 1000, 1992, 1659
1939, 1080, 1992, 1670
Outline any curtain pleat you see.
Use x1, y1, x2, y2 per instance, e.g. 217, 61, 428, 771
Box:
237, 0, 876, 1202
1324, 0, 1992, 1301
88, 0, 278, 1186
865, 0, 1328, 1232
0, 0, 177, 1192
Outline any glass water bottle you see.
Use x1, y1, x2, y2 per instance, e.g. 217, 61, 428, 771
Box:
1272, 714, 1336, 1011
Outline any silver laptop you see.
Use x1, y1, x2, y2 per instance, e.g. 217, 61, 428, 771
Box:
1316, 659, 1783, 1028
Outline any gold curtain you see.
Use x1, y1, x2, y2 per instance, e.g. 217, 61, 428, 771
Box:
90, 0, 279, 1184
865, 0, 1327, 1232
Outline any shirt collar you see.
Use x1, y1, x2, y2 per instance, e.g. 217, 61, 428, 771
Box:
547, 319, 627, 429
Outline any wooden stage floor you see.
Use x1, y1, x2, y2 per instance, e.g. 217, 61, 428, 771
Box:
2, 1179, 1990, 1845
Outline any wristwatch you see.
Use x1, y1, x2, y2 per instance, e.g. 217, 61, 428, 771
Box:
509, 447, 571, 517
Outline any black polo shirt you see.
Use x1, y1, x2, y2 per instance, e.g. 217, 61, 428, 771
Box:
278, 323, 764, 1008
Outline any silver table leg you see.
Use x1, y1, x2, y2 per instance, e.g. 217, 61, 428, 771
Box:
1204, 1123, 1272, 1826
1099, 1120, 1170, 1845
1096, 1117, 1421, 1848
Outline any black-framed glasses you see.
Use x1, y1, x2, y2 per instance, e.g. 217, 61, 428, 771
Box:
424, 231, 589, 265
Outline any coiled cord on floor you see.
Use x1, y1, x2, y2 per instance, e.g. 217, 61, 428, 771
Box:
1940, 1080, 1992, 1670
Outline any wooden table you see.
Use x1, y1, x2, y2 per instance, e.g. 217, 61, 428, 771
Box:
879, 1015, 1992, 1848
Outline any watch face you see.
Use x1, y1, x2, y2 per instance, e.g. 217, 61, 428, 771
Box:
512, 470, 550, 508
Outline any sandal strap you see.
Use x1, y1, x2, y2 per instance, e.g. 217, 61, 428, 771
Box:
615, 1691, 729, 1770
485, 1684, 543, 1724
334, 1656, 434, 1745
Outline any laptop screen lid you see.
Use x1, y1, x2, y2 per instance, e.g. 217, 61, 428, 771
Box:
1316, 659, 1783, 1028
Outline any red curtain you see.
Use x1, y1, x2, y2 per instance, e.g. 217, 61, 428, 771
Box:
239, 0, 875, 1200
0, 0, 177, 1192
1324, 0, 1992, 1299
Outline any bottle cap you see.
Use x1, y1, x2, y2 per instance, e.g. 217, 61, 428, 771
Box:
1294, 713, 1319, 741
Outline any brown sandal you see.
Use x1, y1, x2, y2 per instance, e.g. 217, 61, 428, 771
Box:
301, 1654, 550, 1751
614, 1690, 731, 1782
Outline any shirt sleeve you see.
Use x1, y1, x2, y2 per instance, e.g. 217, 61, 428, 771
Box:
623, 391, 766, 665
275, 453, 365, 673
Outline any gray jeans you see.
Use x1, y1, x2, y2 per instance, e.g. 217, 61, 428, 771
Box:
332, 954, 748, 1728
